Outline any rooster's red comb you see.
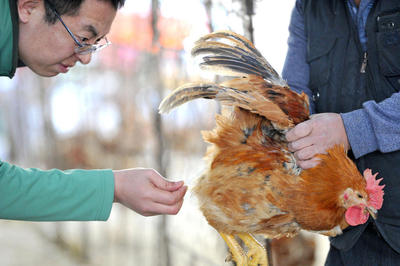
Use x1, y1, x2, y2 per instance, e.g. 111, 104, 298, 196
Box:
363, 169, 385, 210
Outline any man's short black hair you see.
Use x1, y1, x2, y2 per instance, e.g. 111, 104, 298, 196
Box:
44, 0, 125, 24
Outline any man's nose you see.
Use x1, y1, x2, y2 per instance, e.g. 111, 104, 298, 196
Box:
76, 53, 92, 65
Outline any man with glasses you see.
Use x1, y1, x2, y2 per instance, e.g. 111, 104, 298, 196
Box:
0, 0, 187, 222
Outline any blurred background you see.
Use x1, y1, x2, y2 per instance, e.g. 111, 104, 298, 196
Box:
0, 0, 330, 265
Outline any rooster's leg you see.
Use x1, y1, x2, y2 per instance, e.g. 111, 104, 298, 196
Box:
237, 233, 268, 266
219, 232, 248, 266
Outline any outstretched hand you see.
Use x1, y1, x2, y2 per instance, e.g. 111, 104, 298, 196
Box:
113, 168, 187, 216
285, 113, 350, 169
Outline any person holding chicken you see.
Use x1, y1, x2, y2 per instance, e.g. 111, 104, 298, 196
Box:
0, 0, 187, 221
284, 0, 400, 264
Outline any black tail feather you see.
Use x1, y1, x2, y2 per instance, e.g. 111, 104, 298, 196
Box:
191, 31, 286, 87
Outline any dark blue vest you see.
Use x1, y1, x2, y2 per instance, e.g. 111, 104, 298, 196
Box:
303, 0, 400, 252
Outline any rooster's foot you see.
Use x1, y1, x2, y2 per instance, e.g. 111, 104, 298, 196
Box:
237, 233, 268, 266
219, 232, 268, 266
220, 232, 249, 266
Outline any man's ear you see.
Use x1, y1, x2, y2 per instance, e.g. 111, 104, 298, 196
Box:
18, 0, 42, 23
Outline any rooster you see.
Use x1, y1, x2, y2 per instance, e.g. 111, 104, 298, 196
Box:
159, 31, 385, 266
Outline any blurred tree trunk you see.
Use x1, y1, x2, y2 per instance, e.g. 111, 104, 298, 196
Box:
150, 1, 171, 266
6, 84, 23, 163
38, 79, 61, 168
6, 75, 34, 165
37, 78, 66, 258
203, 0, 214, 32
240, 0, 255, 43
203, 0, 223, 116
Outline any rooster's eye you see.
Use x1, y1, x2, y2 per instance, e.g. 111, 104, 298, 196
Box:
357, 193, 363, 199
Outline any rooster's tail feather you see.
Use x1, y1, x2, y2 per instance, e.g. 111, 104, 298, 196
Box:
192, 30, 287, 87
158, 82, 292, 128
159, 83, 250, 114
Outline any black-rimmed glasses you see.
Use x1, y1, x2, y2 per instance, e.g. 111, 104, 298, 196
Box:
48, 3, 111, 55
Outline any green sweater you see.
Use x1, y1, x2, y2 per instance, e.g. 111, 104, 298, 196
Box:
0, 0, 115, 221
0, 0, 18, 78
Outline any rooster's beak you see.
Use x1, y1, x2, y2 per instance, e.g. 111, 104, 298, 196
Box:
367, 206, 377, 219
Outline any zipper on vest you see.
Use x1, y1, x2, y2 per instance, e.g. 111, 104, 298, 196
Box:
360, 52, 368, 73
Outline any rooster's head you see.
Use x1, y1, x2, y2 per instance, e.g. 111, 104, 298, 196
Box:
342, 169, 385, 226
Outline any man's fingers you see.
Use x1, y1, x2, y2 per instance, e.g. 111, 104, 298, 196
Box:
152, 185, 188, 205
163, 180, 184, 191
144, 199, 185, 216
293, 145, 318, 161
287, 136, 315, 152
309, 113, 320, 119
285, 121, 312, 142
150, 174, 184, 192
297, 158, 321, 170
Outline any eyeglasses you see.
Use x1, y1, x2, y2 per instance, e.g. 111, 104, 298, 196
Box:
48, 3, 111, 55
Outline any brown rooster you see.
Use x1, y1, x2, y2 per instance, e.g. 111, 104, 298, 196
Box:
159, 31, 385, 266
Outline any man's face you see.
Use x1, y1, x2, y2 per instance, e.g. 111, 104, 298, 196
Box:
18, 0, 117, 77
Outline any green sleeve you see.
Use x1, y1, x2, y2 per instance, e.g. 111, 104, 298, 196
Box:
0, 161, 115, 221
0, 0, 18, 78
